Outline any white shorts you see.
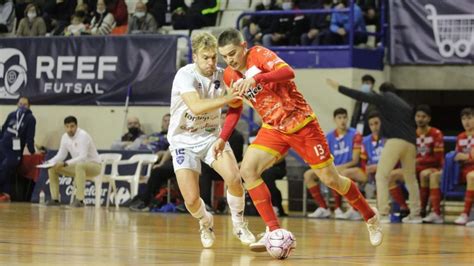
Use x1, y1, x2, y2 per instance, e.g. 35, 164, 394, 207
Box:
170, 137, 232, 174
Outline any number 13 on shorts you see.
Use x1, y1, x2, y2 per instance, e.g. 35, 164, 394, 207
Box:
314, 144, 325, 156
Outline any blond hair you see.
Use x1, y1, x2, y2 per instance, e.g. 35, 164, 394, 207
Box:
191, 32, 217, 54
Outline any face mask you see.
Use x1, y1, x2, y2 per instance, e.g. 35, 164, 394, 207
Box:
281, 2, 292, 10
17, 106, 28, 113
262, 0, 271, 7
27, 12, 37, 19
134, 12, 145, 18
128, 127, 140, 136
97, 8, 105, 14
360, 84, 371, 93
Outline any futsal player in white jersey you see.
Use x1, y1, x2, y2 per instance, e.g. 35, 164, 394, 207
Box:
167, 32, 255, 248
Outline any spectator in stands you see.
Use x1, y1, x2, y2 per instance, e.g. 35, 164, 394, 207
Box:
243, 0, 280, 47
350, 74, 378, 136
64, 11, 86, 36
128, 1, 157, 34
304, 108, 363, 220
262, 0, 309, 46
300, 0, 332, 46
357, 0, 378, 26
111, 116, 145, 150
327, 79, 421, 224
0, 0, 15, 35
45, 116, 101, 208
146, 0, 186, 29
75, 2, 93, 24
412, 105, 445, 223
107, 0, 128, 27
129, 114, 172, 212
172, 0, 219, 30
16, 3, 47, 36
320, 0, 367, 45
453, 108, 474, 226
0, 97, 37, 203
199, 111, 245, 213
43, 0, 77, 35
86, 0, 116, 35
132, 114, 170, 152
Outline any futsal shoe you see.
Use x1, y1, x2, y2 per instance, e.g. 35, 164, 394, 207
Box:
334, 208, 345, 219
307, 207, 331, 218
465, 220, 474, 227
402, 215, 422, 224
233, 221, 256, 245
422, 212, 444, 224
366, 207, 383, 247
343, 207, 363, 221
249, 227, 269, 252
199, 215, 215, 248
454, 213, 468, 225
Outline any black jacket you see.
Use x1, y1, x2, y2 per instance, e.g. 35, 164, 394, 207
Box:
0, 108, 36, 153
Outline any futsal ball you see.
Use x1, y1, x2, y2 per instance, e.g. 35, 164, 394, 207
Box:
265, 229, 296, 260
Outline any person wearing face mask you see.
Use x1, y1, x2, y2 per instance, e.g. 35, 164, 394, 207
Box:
110, 116, 146, 150
0, 97, 37, 202
16, 3, 47, 37
128, 1, 157, 34
350, 74, 378, 136
86, 0, 116, 35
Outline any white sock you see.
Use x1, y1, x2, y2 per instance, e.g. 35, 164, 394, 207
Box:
188, 198, 212, 227
227, 190, 245, 225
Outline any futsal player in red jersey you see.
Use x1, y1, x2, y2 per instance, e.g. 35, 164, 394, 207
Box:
413, 105, 445, 223
213, 28, 383, 251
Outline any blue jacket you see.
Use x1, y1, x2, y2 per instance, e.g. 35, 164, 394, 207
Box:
0, 108, 36, 153
330, 4, 366, 34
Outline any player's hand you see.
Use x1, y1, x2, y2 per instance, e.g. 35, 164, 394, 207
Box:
212, 138, 226, 160
454, 153, 469, 161
233, 78, 256, 96
326, 78, 340, 90
366, 164, 377, 174
225, 84, 242, 103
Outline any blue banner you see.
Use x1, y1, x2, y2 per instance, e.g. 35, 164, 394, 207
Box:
389, 0, 474, 65
0, 35, 177, 105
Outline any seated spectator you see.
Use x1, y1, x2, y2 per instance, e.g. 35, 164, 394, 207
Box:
86, 0, 116, 35
320, 0, 367, 45
133, 114, 170, 152
147, 0, 187, 29
16, 3, 47, 37
45, 116, 101, 208
304, 108, 363, 220
262, 0, 309, 46
0, 97, 37, 203
300, 0, 332, 46
111, 116, 145, 150
172, 0, 219, 30
43, 0, 77, 35
243, 0, 280, 47
75, 2, 93, 24
107, 0, 128, 26
64, 11, 86, 36
0, 0, 15, 35
128, 1, 157, 34
453, 108, 474, 226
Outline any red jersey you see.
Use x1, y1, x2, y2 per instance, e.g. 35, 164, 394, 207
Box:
223, 46, 315, 134
456, 131, 474, 170
416, 127, 444, 170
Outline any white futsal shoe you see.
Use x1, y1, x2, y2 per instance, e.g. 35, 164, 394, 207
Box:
334, 208, 345, 219
199, 215, 215, 248
422, 212, 444, 224
233, 221, 256, 245
454, 213, 468, 225
366, 207, 383, 247
343, 207, 363, 221
307, 207, 331, 218
249, 227, 269, 252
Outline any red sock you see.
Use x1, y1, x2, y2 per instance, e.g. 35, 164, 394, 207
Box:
343, 181, 375, 221
463, 190, 474, 215
330, 189, 342, 209
420, 187, 429, 211
309, 185, 327, 209
389, 186, 408, 210
247, 180, 280, 231
430, 188, 442, 215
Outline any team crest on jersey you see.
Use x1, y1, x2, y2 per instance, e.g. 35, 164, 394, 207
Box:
243, 84, 263, 102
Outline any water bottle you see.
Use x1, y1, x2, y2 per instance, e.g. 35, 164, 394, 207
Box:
39, 190, 45, 204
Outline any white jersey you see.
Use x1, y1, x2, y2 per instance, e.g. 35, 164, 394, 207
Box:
167, 63, 225, 150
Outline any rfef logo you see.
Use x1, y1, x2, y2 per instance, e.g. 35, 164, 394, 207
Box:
0, 48, 27, 99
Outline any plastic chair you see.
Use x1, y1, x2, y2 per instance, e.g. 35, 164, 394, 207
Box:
108, 154, 158, 208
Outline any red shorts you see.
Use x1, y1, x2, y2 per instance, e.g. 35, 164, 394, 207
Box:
461, 165, 474, 184
250, 120, 333, 169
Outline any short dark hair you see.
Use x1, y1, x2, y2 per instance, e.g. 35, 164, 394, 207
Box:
361, 74, 375, 84
379, 82, 397, 93
333, 108, 348, 117
416, 104, 432, 117
18, 96, 30, 105
218, 28, 244, 47
64, 116, 78, 125
460, 108, 473, 118
367, 111, 380, 121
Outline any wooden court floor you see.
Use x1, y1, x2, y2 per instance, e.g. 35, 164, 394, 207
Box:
0, 203, 473, 265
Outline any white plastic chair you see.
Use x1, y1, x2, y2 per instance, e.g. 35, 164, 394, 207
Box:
108, 154, 158, 208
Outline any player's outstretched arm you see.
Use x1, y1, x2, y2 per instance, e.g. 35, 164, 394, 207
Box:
181, 90, 241, 115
